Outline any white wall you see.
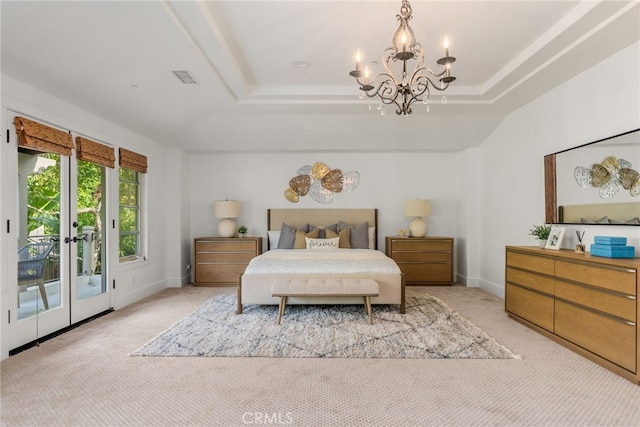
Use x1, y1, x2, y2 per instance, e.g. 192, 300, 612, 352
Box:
473, 41, 640, 298
189, 152, 460, 255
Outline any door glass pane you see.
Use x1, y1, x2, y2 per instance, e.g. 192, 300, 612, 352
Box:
76, 159, 107, 300
17, 152, 62, 320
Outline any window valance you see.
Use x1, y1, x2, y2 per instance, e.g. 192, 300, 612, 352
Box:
76, 136, 115, 168
14, 116, 74, 156
119, 148, 147, 173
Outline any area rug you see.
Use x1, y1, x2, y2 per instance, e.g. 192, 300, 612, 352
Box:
131, 294, 519, 359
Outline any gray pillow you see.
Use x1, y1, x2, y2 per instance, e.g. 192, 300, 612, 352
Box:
277, 223, 310, 249
338, 221, 369, 249
277, 223, 296, 249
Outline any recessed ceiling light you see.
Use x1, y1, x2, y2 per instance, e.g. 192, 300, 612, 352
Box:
172, 70, 198, 84
129, 84, 139, 90
293, 61, 310, 69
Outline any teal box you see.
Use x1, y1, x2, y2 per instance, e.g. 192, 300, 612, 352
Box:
594, 236, 627, 246
590, 244, 635, 258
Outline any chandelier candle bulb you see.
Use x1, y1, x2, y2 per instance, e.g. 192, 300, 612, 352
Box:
355, 50, 361, 71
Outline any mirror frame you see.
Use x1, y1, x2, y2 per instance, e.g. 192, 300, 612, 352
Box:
544, 128, 640, 225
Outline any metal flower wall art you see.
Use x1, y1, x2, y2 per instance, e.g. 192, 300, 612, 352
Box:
284, 162, 360, 204
575, 155, 640, 198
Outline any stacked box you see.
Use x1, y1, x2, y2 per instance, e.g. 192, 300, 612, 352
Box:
590, 236, 635, 258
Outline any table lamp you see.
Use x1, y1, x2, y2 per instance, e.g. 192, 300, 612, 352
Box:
404, 199, 432, 237
214, 200, 240, 237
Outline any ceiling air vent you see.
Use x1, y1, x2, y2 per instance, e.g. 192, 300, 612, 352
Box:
172, 70, 198, 84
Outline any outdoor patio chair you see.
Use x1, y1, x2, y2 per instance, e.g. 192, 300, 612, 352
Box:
18, 242, 54, 310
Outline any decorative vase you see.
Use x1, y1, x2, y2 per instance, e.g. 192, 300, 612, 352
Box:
538, 239, 546, 248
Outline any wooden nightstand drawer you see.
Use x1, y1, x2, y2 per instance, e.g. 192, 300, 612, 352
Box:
391, 251, 451, 263
193, 237, 262, 286
391, 239, 452, 252
196, 240, 257, 253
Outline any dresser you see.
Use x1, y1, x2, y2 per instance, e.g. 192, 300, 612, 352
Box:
505, 246, 639, 384
385, 237, 453, 285
193, 237, 262, 286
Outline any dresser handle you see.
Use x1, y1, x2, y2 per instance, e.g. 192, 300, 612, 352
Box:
625, 321, 636, 326
627, 295, 637, 300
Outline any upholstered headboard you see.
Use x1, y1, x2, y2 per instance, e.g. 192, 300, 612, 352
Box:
267, 208, 378, 249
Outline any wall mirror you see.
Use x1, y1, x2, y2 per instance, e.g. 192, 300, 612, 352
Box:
545, 128, 640, 225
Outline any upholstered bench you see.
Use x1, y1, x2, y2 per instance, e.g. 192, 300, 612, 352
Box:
271, 278, 380, 325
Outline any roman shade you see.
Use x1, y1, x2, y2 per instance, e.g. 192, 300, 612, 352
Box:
119, 148, 147, 173
76, 136, 115, 168
14, 116, 74, 156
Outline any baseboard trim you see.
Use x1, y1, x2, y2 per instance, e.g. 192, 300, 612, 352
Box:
8, 308, 114, 356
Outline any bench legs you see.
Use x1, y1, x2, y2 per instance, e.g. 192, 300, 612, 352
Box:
276, 296, 374, 325
276, 296, 288, 325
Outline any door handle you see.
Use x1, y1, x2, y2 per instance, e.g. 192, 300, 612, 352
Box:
64, 236, 87, 244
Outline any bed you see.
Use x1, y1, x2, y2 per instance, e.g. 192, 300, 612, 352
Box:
238, 208, 405, 313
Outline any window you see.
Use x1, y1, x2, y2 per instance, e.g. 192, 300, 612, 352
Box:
119, 167, 141, 261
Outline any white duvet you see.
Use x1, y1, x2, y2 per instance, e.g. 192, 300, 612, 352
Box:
244, 249, 401, 275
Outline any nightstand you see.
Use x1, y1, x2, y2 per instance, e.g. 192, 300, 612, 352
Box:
193, 237, 262, 286
385, 236, 453, 285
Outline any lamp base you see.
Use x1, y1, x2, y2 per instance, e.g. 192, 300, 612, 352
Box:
218, 219, 236, 238
409, 217, 427, 238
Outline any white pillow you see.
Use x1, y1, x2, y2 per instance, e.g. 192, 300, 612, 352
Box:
368, 227, 376, 250
305, 237, 339, 250
267, 230, 281, 249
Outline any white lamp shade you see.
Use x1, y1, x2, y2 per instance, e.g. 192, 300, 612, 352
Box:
404, 199, 432, 218
214, 200, 240, 219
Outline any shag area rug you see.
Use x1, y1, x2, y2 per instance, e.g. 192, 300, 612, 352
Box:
131, 294, 519, 359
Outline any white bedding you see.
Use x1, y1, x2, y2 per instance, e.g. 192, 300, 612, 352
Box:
240, 249, 404, 309
244, 249, 401, 275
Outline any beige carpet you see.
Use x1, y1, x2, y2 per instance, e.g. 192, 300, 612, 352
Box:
2, 285, 640, 427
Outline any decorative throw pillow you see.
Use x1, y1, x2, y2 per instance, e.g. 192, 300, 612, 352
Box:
277, 223, 310, 249
267, 230, 281, 249
325, 228, 350, 248
305, 237, 339, 250
338, 221, 369, 249
368, 226, 376, 250
294, 228, 320, 249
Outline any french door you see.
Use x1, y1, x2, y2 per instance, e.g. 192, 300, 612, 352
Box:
9, 113, 111, 350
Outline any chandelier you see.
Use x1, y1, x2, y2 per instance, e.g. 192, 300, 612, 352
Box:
348, 0, 456, 116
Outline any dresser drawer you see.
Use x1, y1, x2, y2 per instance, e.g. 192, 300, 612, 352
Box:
554, 299, 636, 373
555, 280, 636, 322
506, 267, 554, 295
196, 240, 256, 253
391, 251, 451, 263
506, 251, 554, 275
390, 239, 452, 252
555, 259, 636, 296
506, 283, 554, 332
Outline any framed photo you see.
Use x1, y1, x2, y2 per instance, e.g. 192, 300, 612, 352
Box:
545, 226, 566, 250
